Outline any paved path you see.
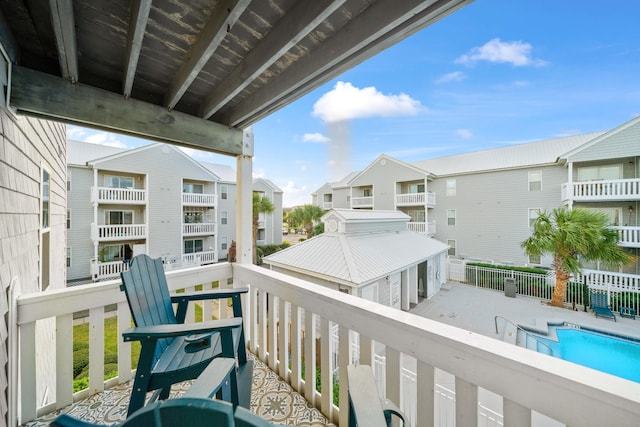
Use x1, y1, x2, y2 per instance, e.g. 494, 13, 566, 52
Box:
410, 282, 639, 341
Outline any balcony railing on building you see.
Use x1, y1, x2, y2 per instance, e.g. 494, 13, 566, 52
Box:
396, 191, 436, 208
92, 224, 147, 241
323, 201, 333, 210
182, 192, 217, 207
611, 226, 640, 248
91, 259, 129, 281
182, 250, 217, 266
14, 262, 640, 427
407, 221, 436, 235
182, 222, 216, 236
351, 196, 373, 208
562, 178, 640, 202
92, 187, 146, 205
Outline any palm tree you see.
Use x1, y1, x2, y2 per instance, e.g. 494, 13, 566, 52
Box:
253, 192, 274, 263
521, 207, 634, 307
290, 204, 324, 238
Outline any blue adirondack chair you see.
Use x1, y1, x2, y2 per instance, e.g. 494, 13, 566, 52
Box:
590, 291, 616, 322
51, 398, 275, 427
120, 254, 253, 416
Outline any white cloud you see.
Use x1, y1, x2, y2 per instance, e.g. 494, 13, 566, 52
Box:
456, 38, 547, 67
312, 81, 423, 123
252, 168, 265, 179
303, 132, 330, 143
280, 180, 310, 207
455, 129, 474, 139
436, 71, 467, 84
85, 132, 128, 148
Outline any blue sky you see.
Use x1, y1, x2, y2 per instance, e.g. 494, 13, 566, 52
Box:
68, 0, 640, 207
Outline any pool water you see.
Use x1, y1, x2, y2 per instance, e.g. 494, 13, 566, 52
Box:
539, 328, 640, 383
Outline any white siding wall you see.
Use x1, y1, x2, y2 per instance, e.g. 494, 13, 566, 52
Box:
1, 111, 67, 409
431, 165, 567, 267
66, 166, 95, 280
218, 181, 236, 259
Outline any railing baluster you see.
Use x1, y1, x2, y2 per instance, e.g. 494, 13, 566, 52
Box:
267, 293, 277, 370
290, 303, 302, 392
304, 310, 316, 406
503, 398, 532, 427
88, 308, 105, 395
320, 317, 332, 418
337, 325, 350, 426
455, 377, 478, 426
417, 361, 436, 427
278, 299, 289, 381
56, 314, 73, 409
19, 321, 37, 424
117, 302, 132, 383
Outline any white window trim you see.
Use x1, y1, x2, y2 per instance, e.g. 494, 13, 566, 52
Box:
528, 171, 542, 192
446, 179, 456, 197
104, 174, 135, 189
528, 208, 540, 228
447, 239, 456, 256
447, 209, 456, 226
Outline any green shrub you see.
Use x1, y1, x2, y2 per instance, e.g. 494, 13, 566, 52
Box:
280, 241, 291, 249
73, 348, 89, 379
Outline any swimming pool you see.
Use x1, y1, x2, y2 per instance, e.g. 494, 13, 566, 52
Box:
538, 328, 640, 383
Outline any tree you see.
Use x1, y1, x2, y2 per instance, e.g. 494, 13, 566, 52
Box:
290, 204, 324, 238
521, 207, 634, 307
253, 192, 274, 263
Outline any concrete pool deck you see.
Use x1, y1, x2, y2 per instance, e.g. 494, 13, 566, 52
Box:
410, 282, 640, 341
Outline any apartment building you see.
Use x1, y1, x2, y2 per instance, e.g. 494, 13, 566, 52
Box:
312, 116, 640, 274
67, 141, 283, 282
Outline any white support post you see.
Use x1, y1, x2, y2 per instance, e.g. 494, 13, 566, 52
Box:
455, 377, 478, 427
88, 308, 105, 395
504, 398, 532, 427
235, 128, 254, 266
117, 301, 132, 383
417, 361, 435, 427
567, 162, 573, 210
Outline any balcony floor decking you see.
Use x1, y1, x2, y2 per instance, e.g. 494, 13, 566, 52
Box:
23, 353, 335, 427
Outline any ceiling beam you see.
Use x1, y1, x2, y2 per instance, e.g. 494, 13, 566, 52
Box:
201, 0, 347, 119
123, 0, 152, 98
10, 65, 243, 155
50, 0, 78, 82
165, 0, 251, 110
225, 0, 472, 128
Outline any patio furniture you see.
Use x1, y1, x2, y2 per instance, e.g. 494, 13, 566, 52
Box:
347, 364, 406, 427
590, 291, 616, 322
120, 254, 253, 416
50, 398, 275, 427
620, 306, 636, 319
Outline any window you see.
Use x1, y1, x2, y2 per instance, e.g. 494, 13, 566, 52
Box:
67, 175, 71, 191
363, 188, 372, 197
408, 183, 425, 194
577, 164, 622, 181
67, 209, 71, 229
221, 237, 228, 250
446, 179, 456, 196
585, 207, 621, 226
447, 209, 456, 226
184, 211, 203, 223
529, 254, 541, 265
42, 168, 50, 228
67, 247, 72, 267
447, 240, 456, 256
528, 209, 540, 227
184, 239, 204, 254
105, 175, 134, 188
183, 182, 204, 193
221, 185, 228, 200
100, 244, 127, 262
221, 211, 228, 225
528, 171, 542, 192
105, 210, 133, 225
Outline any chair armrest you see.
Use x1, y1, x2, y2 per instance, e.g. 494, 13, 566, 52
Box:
122, 317, 242, 342
382, 399, 407, 427
170, 287, 248, 303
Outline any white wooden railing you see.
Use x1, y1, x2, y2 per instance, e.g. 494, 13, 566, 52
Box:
182, 250, 217, 265
182, 192, 217, 207
562, 178, 640, 202
396, 191, 436, 208
182, 223, 216, 236
92, 187, 146, 204
323, 201, 333, 210
93, 224, 147, 241
351, 196, 373, 208
91, 260, 128, 280
610, 226, 640, 248
15, 263, 640, 426
407, 221, 436, 235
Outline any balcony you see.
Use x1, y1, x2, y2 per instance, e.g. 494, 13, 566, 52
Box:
611, 226, 640, 248
14, 263, 640, 426
182, 192, 217, 207
92, 187, 146, 205
323, 201, 333, 210
90, 259, 129, 280
351, 196, 373, 208
396, 191, 436, 208
183, 222, 216, 236
182, 250, 217, 266
407, 221, 436, 235
562, 178, 640, 202
92, 224, 147, 241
